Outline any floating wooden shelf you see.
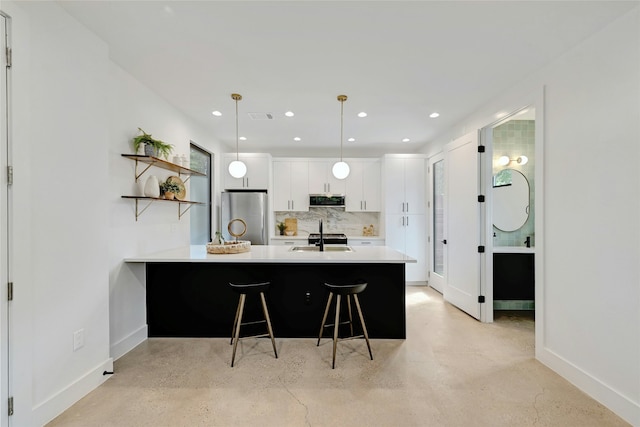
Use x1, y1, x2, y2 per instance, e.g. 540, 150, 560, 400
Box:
121, 154, 206, 182
121, 196, 203, 221
121, 154, 206, 220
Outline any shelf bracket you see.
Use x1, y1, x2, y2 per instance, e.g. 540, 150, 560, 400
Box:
134, 160, 154, 182
178, 202, 194, 219
135, 198, 155, 221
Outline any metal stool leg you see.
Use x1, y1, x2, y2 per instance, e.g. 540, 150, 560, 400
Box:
317, 292, 333, 345
231, 293, 246, 367
353, 294, 373, 360
230, 296, 242, 345
332, 294, 341, 369
260, 292, 278, 359
346, 295, 354, 336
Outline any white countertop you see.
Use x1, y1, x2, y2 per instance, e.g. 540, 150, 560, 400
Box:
125, 245, 415, 264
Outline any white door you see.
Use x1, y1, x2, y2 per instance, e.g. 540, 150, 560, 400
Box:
444, 131, 481, 319
428, 154, 446, 293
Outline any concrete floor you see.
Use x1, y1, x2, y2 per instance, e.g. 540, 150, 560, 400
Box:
48, 286, 628, 426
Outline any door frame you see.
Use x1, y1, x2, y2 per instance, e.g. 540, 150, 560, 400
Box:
1, 10, 11, 426
427, 152, 445, 293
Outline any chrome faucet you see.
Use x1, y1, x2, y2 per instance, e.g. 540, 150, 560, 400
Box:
318, 219, 324, 252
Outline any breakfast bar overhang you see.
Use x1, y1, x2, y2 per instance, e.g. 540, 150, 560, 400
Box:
125, 245, 416, 339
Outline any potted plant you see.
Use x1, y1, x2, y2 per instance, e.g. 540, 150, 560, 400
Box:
132, 127, 174, 159
160, 180, 182, 200
277, 221, 287, 236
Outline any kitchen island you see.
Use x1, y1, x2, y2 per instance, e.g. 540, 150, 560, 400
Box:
125, 245, 415, 339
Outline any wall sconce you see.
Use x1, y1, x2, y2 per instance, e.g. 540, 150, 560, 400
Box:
498, 155, 528, 166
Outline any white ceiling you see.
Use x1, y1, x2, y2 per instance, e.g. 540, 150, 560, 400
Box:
56, 1, 636, 157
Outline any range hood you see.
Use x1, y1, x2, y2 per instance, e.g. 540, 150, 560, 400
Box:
309, 194, 345, 207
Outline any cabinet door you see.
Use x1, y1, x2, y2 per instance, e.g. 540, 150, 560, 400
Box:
326, 161, 346, 195
385, 214, 406, 254
223, 154, 270, 190
362, 161, 381, 211
244, 155, 270, 190
345, 161, 364, 211
404, 214, 427, 281
384, 158, 406, 214
273, 161, 292, 211
404, 158, 426, 214
308, 161, 328, 193
223, 154, 246, 190
289, 161, 309, 211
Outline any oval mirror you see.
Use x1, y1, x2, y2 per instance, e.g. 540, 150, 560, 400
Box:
493, 169, 529, 231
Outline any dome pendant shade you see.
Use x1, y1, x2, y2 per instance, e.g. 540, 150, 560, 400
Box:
228, 160, 247, 178
332, 94, 350, 180
332, 161, 350, 180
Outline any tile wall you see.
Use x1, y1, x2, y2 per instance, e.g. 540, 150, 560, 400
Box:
275, 209, 380, 237
492, 120, 535, 247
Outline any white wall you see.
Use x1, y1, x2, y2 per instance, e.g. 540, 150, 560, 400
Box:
3, 1, 226, 425
424, 7, 640, 425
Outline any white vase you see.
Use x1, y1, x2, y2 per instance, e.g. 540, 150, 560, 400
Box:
144, 175, 160, 198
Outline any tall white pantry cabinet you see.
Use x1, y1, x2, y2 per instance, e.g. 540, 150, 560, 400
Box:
383, 154, 428, 282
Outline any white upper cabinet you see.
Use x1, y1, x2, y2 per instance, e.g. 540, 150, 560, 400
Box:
273, 160, 309, 212
345, 160, 381, 212
308, 160, 346, 195
384, 156, 425, 214
223, 153, 271, 190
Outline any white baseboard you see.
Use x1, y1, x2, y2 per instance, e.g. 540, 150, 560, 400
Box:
111, 324, 148, 361
537, 346, 640, 426
35, 357, 114, 426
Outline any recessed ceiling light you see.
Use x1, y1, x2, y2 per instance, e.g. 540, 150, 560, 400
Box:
429, 112, 440, 118
163, 5, 174, 14
285, 111, 295, 117
239, 136, 247, 141
358, 112, 367, 118
212, 111, 222, 116
402, 138, 411, 143
347, 138, 355, 142
293, 137, 301, 142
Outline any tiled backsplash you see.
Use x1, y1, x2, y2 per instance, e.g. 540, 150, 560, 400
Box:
493, 119, 535, 247
275, 208, 380, 237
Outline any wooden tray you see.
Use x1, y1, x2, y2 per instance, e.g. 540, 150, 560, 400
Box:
206, 240, 251, 254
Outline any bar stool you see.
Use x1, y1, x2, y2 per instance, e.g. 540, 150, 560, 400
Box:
229, 281, 278, 367
317, 281, 373, 368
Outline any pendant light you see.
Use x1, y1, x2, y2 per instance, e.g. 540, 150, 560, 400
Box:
332, 94, 350, 180
228, 93, 247, 179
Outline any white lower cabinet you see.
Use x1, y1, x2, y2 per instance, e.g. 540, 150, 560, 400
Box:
270, 237, 306, 246
349, 238, 385, 247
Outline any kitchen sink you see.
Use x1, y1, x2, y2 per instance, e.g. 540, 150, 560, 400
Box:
289, 246, 354, 252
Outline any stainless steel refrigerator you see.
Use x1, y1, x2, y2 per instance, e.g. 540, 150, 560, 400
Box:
221, 191, 268, 244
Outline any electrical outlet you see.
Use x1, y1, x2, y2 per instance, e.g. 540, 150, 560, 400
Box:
73, 329, 84, 351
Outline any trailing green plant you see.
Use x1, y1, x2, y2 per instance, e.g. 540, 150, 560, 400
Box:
160, 180, 181, 194
132, 127, 174, 158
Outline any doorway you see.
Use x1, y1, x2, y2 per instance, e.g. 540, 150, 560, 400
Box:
189, 143, 212, 245
485, 107, 536, 321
